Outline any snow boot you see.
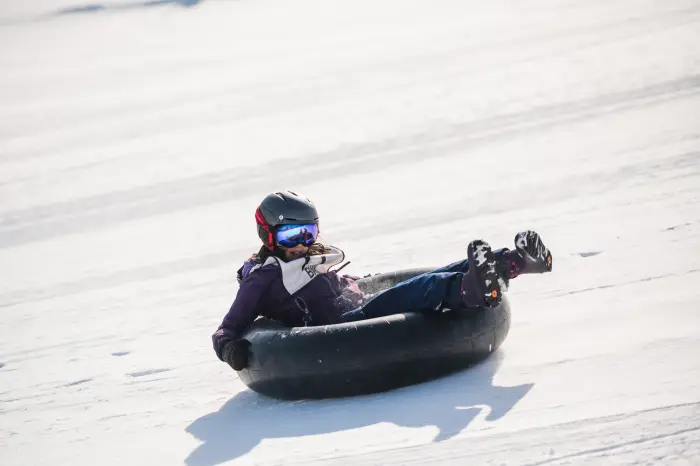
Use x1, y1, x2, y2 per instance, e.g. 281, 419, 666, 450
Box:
496, 231, 553, 288
514, 230, 552, 273
461, 240, 502, 308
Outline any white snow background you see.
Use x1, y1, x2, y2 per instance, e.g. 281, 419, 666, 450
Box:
1, 0, 700, 464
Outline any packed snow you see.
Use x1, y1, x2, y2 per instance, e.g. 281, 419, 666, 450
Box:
1, 0, 699, 464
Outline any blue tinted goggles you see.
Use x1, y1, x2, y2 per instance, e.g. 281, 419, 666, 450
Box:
275, 224, 319, 248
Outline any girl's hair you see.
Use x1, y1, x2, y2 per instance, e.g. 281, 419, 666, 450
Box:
307, 242, 332, 256
253, 241, 331, 263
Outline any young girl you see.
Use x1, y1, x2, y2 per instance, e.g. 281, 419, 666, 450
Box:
213, 190, 552, 370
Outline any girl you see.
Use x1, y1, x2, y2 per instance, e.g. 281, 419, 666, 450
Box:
213, 190, 552, 370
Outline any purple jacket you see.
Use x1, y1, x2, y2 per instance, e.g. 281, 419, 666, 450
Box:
212, 246, 363, 358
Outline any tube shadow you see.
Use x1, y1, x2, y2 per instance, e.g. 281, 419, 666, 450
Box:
185, 352, 533, 466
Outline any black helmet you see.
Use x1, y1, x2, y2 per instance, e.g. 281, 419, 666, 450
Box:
255, 190, 319, 250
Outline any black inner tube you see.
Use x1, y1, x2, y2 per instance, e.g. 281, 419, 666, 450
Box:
236, 268, 511, 400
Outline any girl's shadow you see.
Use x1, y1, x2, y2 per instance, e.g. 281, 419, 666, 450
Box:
185, 353, 533, 466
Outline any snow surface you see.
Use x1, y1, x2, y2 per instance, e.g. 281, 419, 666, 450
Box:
2, 0, 700, 464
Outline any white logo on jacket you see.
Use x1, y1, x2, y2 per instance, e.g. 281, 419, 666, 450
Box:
248, 246, 346, 295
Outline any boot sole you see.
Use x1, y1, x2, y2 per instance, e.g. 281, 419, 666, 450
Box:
468, 240, 502, 307
515, 231, 553, 273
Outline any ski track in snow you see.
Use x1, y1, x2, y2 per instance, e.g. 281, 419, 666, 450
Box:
1, 0, 700, 465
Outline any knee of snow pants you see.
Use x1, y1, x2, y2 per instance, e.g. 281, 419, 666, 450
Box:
340, 271, 464, 321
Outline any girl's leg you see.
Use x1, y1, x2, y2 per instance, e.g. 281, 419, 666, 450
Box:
340, 271, 464, 322
340, 243, 510, 322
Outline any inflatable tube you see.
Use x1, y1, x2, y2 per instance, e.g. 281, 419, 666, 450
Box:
236, 268, 511, 400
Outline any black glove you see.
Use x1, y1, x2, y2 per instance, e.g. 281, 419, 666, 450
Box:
221, 339, 251, 371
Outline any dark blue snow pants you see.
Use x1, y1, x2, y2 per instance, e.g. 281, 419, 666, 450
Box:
339, 258, 470, 322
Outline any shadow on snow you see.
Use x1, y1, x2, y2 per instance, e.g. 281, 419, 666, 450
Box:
185, 352, 534, 466
0, 0, 215, 26
56, 0, 204, 15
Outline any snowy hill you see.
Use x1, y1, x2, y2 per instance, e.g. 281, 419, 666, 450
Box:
1, 0, 699, 464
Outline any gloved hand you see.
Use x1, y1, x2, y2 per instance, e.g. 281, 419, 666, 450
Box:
222, 339, 251, 371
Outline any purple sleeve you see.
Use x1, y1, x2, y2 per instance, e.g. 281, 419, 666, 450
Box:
212, 267, 275, 358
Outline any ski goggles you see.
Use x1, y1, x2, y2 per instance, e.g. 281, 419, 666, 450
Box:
275, 223, 319, 248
